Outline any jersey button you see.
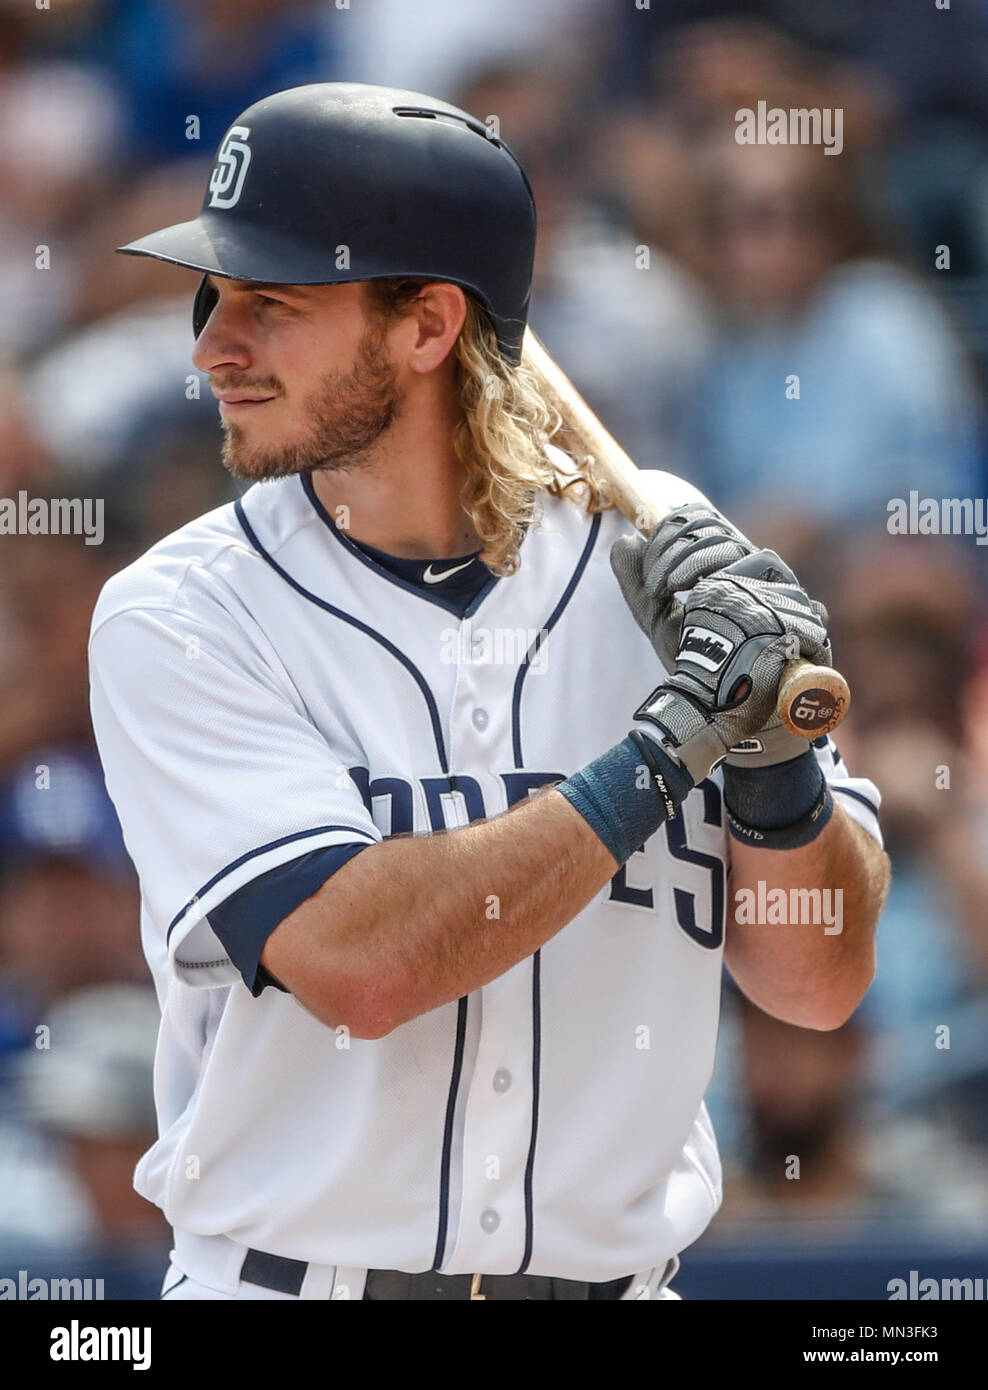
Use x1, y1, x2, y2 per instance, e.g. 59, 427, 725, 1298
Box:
492, 1068, 512, 1094
480, 1209, 500, 1234
472, 708, 489, 732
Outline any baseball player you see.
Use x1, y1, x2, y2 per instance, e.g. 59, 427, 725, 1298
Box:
89, 83, 889, 1301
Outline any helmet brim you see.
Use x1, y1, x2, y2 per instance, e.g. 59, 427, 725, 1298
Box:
116, 213, 354, 285
118, 213, 466, 291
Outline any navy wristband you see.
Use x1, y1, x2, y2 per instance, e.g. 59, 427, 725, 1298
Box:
556, 733, 694, 866
723, 748, 833, 850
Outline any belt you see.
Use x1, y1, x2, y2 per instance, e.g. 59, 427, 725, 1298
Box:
240, 1248, 633, 1301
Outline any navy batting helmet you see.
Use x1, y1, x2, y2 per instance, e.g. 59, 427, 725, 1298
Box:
116, 82, 538, 364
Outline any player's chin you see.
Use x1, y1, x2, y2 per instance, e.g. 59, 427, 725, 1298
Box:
220, 430, 307, 483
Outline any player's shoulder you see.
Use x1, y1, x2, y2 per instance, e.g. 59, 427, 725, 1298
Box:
90, 494, 251, 640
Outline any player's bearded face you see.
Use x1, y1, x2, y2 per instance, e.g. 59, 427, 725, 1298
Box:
217, 316, 403, 481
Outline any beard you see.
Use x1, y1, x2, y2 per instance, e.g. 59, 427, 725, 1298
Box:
219, 320, 403, 482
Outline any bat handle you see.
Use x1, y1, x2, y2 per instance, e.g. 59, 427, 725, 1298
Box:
777, 658, 850, 738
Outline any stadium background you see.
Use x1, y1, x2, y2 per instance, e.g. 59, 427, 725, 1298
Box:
0, 0, 985, 1300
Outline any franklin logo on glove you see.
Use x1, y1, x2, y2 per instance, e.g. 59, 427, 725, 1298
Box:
678, 625, 734, 672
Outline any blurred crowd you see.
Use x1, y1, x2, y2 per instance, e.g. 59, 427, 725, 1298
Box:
1, 0, 986, 1295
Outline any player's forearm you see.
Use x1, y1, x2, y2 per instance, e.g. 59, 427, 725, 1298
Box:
263, 787, 619, 1038
725, 801, 889, 1030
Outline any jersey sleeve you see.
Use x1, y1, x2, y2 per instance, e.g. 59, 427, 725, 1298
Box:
89, 592, 383, 991
206, 842, 370, 996
812, 734, 883, 847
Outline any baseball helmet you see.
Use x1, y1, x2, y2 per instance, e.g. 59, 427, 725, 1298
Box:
116, 82, 538, 364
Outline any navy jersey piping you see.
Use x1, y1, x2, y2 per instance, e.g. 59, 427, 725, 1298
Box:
516, 950, 542, 1274
235, 494, 469, 1275
432, 996, 469, 1270
235, 499, 449, 767
831, 784, 880, 820
510, 507, 602, 1272
511, 512, 602, 765
166, 823, 376, 944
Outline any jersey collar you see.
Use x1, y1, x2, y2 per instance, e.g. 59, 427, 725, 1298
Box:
300, 470, 512, 619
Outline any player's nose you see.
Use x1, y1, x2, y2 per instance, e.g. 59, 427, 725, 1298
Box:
191, 297, 254, 374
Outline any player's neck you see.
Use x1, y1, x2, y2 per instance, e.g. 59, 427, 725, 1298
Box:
308, 395, 482, 560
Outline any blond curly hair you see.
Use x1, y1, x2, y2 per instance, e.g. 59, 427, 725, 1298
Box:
364, 278, 617, 576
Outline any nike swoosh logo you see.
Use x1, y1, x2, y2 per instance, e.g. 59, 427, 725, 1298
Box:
423, 560, 475, 584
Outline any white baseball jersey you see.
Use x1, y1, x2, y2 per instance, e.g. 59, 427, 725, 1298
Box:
88, 445, 883, 1282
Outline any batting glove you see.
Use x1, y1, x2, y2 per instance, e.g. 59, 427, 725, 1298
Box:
633, 550, 832, 784
611, 503, 757, 671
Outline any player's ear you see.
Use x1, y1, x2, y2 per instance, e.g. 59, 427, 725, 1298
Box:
401, 282, 467, 373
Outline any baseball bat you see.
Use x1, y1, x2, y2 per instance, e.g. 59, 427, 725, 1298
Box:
521, 328, 850, 739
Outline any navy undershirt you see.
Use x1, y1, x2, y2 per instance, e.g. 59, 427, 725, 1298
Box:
347, 533, 491, 616
209, 535, 493, 995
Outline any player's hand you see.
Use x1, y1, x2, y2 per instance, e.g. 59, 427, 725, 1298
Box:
611, 503, 757, 671
633, 550, 831, 784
